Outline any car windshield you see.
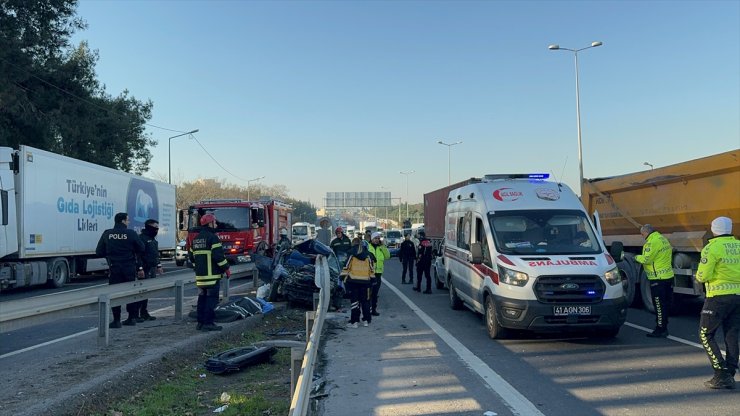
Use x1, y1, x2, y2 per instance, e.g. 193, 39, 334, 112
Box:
293, 225, 308, 235
489, 209, 601, 255
386, 231, 402, 239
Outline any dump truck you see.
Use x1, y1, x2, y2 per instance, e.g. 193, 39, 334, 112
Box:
0, 145, 176, 291
582, 148, 740, 311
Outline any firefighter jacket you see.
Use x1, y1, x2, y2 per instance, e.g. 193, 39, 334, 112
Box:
139, 230, 160, 271
367, 242, 391, 274
96, 223, 144, 266
635, 231, 674, 280
189, 226, 229, 288
417, 238, 434, 266
330, 234, 352, 256
696, 235, 740, 297
399, 239, 417, 261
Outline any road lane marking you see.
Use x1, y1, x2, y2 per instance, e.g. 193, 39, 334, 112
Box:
385, 281, 545, 416
623, 321, 725, 354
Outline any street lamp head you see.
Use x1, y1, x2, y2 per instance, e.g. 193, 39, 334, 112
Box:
548, 44, 560, 50
437, 140, 444, 144
591, 41, 603, 47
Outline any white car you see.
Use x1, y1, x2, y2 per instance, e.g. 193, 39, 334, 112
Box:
175, 240, 187, 266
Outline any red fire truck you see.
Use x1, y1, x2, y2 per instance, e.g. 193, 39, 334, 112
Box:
178, 199, 292, 264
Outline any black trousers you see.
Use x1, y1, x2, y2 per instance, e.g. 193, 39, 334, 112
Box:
401, 258, 414, 281
699, 294, 740, 373
649, 279, 673, 329
347, 281, 372, 324
197, 280, 221, 325
416, 261, 432, 291
109, 263, 138, 321
370, 274, 382, 313
137, 267, 157, 316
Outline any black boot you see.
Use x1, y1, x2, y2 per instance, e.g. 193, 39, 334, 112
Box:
423, 289, 433, 294
122, 317, 137, 326
141, 312, 157, 321
646, 327, 668, 338
704, 369, 736, 389
109, 320, 122, 329
412, 286, 420, 292
201, 323, 223, 331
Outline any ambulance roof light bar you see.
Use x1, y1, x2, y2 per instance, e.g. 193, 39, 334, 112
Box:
483, 173, 550, 181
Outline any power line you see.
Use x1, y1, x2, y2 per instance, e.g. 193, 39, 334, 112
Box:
188, 134, 253, 183
0, 56, 189, 134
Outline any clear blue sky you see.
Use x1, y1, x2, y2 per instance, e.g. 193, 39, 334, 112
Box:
74, 0, 740, 205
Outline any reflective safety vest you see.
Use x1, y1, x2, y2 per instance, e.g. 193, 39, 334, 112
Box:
190, 227, 229, 287
367, 243, 390, 274
635, 231, 674, 280
696, 235, 740, 297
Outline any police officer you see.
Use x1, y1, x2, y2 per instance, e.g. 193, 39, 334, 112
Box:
95, 212, 145, 328
136, 219, 163, 322
189, 213, 230, 331
696, 216, 740, 389
399, 233, 416, 284
635, 224, 674, 337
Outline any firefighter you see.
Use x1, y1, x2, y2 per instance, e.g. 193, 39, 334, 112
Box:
414, 230, 434, 294
276, 228, 292, 253
635, 224, 675, 338
189, 213, 231, 331
136, 219, 163, 321
696, 216, 740, 389
95, 212, 145, 328
330, 226, 352, 264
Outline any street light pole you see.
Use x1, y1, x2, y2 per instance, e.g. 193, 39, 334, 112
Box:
168, 129, 199, 184
436, 140, 463, 186
548, 41, 602, 189
400, 170, 415, 221
247, 176, 265, 200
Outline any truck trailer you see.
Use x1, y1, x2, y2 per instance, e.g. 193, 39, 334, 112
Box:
423, 178, 479, 253
0, 145, 176, 291
582, 148, 740, 311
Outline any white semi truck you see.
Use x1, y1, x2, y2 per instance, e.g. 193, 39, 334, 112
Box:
0, 145, 176, 291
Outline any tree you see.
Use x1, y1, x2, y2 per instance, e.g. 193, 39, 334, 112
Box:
288, 200, 317, 224
0, 0, 154, 174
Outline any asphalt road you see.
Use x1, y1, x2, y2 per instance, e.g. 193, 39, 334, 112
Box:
2, 258, 738, 415
318, 259, 739, 416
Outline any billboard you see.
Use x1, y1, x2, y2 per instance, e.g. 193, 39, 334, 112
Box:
325, 192, 391, 208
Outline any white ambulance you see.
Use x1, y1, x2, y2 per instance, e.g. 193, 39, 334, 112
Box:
444, 174, 627, 339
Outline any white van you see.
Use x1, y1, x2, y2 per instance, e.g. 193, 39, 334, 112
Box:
444, 174, 627, 339
292, 222, 316, 245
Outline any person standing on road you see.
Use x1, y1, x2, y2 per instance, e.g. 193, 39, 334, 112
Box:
189, 213, 231, 331
330, 226, 352, 264
414, 230, 434, 294
135, 219, 163, 322
367, 231, 390, 316
696, 216, 740, 389
95, 212, 145, 328
635, 224, 675, 338
276, 228, 292, 253
399, 233, 416, 284
342, 238, 375, 327
316, 218, 332, 246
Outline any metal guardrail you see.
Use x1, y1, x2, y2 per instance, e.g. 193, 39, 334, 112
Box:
0, 263, 255, 346
289, 255, 331, 416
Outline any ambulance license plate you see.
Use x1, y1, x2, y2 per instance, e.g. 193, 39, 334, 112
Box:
553, 305, 591, 316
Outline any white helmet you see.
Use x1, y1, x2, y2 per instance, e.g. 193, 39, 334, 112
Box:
280, 228, 288, 236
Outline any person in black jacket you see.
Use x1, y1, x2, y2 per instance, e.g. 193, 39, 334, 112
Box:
95, 212, 145, 328
136, 219, 163, 322
399, 233, 416, 284
189, 213, 231, 331
414, 230, 434, 294
330, 226, 352, 264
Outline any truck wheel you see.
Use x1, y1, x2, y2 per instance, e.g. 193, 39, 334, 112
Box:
639, 270, 656, 314
485, 295, 507, 339
49, 258, 69, 288
620, 256, 638, 307
448, 278, 463, 310
434, 266, 445, 289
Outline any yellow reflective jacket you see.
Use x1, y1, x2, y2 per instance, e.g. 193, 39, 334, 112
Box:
635, 231, 674, 280
696, 236, 740, 297
367, 243, 390, 274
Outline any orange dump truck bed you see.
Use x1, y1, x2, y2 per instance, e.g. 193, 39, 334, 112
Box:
582, 149, 740, 247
